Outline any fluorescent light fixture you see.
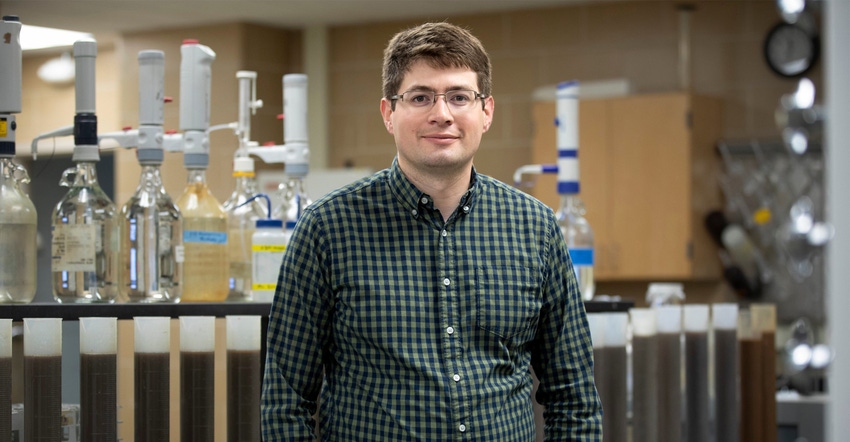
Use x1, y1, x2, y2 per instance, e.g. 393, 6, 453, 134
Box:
20, 24, 92, 51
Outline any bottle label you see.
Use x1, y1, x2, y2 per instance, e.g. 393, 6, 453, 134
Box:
253, 246, 286, 291
183, 230, 227, 244
568, 247, 595, 266
52, 223, 96, 272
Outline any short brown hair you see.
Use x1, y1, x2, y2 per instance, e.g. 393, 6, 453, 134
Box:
382, 22, 492, 101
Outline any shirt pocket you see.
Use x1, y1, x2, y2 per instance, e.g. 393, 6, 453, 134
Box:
475, 265, 542, 340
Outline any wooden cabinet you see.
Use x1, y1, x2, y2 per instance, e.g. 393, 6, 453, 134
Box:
530, 93, 723, 280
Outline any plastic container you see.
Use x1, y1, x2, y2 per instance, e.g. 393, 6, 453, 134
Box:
684, 304, 710, 442
226, 315, 262, 442
0, 319, 11, 439
179, 316, 216, 441
752, 303, 777, 442
630, 308, 658, 442
655, 305, 683, 442
603, 312, 628, 442
79, 317, 117, 441
738, 309, 763, 442
252, 219, 289, 303
24, 318, 63, 441
712, 303, 739, 442
134, 317, 171, 441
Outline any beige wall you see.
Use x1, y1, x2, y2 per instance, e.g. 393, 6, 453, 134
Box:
327, 0, 822, 186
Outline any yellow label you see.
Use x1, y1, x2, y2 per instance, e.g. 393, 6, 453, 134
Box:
253, 283, 277, 291
0, 118, 6, 137
253, 244, 286, 253
753, 207, 772, 225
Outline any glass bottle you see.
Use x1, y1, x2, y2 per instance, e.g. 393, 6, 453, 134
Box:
274, 176, 312, 227
177, 170, 228, 302
120, 164, 182, 302
557, 194, 595, 301
52, 161, 118, 303
0, 158, 37, 303
222, 157, 266, 301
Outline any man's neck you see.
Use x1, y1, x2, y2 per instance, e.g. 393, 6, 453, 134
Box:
400, 162, 472, 222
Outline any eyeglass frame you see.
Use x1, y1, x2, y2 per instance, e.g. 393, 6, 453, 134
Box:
389, 88, 488, 112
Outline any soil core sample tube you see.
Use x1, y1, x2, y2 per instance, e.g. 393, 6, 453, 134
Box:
738, 308, 762, 442
655, 305, 682, 442
226, 315, 262, 442
135, 316, 171, 441
752, 303, 777, 442
684, 304, 710, 442
24, 318, 62, 442
586, 313, 607, 428
604, 312, 629, 442
630, 308, 658, 442
712, 303, 739, 442
180, 316, 216, 442
80, 317, 118, 441
0, 319, 11, 441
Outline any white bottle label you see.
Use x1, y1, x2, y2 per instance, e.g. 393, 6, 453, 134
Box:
52, 223, 96, 272
252, 244, 286, 291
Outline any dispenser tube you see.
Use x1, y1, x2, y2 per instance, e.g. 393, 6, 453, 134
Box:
0, 16, 22, 114
74, 40, 97, 115
139, 51, 165, 127
179, 41, 215, 132
555, 80, 580, 194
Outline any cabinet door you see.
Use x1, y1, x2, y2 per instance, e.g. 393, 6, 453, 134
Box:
605, 94, 692, 278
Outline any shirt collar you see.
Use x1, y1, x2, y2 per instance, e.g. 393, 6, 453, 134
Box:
388, 157, 479, 219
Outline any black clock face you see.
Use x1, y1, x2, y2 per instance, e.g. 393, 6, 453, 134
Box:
764, 22, 819, 78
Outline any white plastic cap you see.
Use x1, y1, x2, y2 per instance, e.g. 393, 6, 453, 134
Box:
0, 319, 11, 358
712, 303, 739, 330
179, 316, 216, 352
655, 305, 683, 333
587, 314, 607, 348
80, 317, 117, 354
226, 316, 261, 351
24, 318, 62, 356
233, 156, 255, 173
135, 317, 171, 353
630, 308, 657, 337
684, 304, 710, 332
605, 313, 629, 347
646, 282, 685, 306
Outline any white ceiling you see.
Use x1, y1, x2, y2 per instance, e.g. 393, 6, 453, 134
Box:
2, 0, 583, 35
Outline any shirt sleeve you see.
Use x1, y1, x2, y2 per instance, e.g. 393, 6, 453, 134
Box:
261, 208, 333, 441
531, 216, 603, 441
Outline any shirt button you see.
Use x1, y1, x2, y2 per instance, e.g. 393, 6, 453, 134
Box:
443, 278, 450, 286
421, 196, 429, 204
441, 229, 447, 237
453, 374, 461, 382
459, 424, 467, 433
462, 205, 470, 213
411, 209, 418, 216
446, 326, 455, 335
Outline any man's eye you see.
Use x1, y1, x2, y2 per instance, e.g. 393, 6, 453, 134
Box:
409, 94, 431, 103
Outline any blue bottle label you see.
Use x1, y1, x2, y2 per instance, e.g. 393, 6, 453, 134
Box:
183, 230, 227, 244
568, 247, 595, 266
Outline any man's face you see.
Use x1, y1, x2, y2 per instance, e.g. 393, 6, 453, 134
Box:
380, 60, 494, 177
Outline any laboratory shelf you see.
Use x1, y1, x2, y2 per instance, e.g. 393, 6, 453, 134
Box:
584, 300, 634, 313
0, 302, 272, 321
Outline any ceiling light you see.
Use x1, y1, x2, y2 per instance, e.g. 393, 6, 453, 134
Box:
20, 24, 92, 51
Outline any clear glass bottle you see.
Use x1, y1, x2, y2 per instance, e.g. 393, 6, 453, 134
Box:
177, 170, 228, 302
0, 158, 37, 303
222, 157, 266, 301
274, 176, 312, 226
52, 162, 118, 303
557, 194, 595, 301
120, 165, 182, 302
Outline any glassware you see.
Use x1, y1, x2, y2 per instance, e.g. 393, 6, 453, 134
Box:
134, 317, 171, 441
120, 165, 182, 302
52, 161, 118, 303
684, 304, 710, 442
223, 157, 266, 301
177, 170, 229, 302
226, 316, 262, 442
655, 305, 683, 442
557, 194, 595, 301
0, 158, 37, 303
630, 308, 658, 442
24, 318, 63, 441
712, 303, 740, 442
79, 317, 117, 441
180, 316, 216, 441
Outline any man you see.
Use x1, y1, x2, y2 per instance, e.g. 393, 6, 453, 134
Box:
262, 21, 602, 441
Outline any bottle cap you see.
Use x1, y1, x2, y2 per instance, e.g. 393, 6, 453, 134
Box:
256, 218, 283, 229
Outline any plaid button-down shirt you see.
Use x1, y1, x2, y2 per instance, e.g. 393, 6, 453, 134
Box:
262, 158, 602, 441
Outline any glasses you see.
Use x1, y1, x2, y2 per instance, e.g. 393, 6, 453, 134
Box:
390, 89, 486, 112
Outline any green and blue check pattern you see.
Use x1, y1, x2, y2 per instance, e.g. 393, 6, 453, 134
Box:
262, 159, 602, 441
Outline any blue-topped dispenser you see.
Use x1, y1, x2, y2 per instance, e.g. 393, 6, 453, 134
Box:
555, 80, 595, 301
